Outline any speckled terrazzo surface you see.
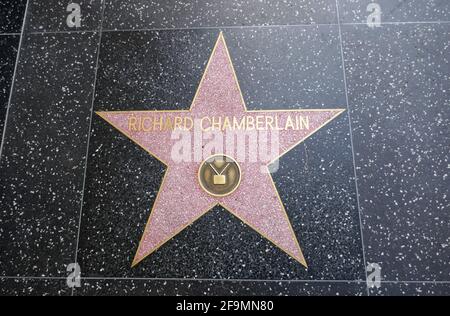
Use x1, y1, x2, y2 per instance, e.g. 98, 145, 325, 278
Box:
0, 0, 27, 34
0, 1, 449, 296
25, 0, 103, 33
0, 35, 19, 147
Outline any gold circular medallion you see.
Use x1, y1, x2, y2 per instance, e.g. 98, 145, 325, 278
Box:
198, 154, 241, 197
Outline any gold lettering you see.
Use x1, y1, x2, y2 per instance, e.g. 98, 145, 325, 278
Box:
128, 114, 137, 131
285, 116, 295, 130
256, 116, 265, 131
201, 117, 211, 132
129, 115, 309, 132
174, 117, 183, 130
222, 116, 232, 130
265, 116, 274, 131
184, 117, 194, 131
274, 116, 283, 130
153, 116, 163, 131
233, 117, 246, 130
211, 116, 222, 131
299, 116, 309, 130
246, 116, 255, 130
142, 116, 152, 132
164, 117, 174, 131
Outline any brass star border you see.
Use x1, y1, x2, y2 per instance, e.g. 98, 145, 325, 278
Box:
97, 33, 345, 268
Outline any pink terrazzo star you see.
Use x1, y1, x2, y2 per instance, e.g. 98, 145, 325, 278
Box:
97, 33, 345, 268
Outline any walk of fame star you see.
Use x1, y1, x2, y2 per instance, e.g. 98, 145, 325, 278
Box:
97, 33, 345, 268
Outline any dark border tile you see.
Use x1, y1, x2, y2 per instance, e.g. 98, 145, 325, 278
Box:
76, 279, 366, 296
370, 282, 450, 296
0, 0, 27, 34
25, 0, 103, 33
103, 0, 338, 30
0, 278, 70, 296
0, 32, 99, 277
342, 24, 450, 281
338, 0, 450, 23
